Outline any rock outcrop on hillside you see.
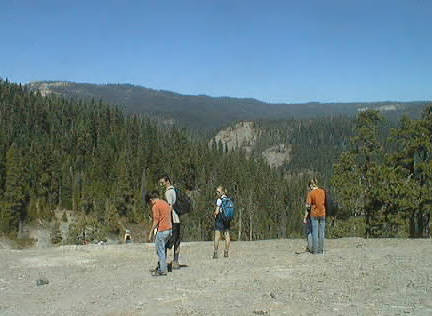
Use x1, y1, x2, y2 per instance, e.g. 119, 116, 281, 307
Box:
212, 121, 259, 153
212, 122, 293, 168
28, 81, 70, 97
262, 144, 292, 168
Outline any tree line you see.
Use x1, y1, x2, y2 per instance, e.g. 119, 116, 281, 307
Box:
0, 80, 307, 243
2, 79, 430, 243
331, 108, 432, 238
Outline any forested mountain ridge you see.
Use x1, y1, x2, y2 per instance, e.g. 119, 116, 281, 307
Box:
2, 79, 430, 244
211, 117, 356, 182
0, 79, 309, 243
211, 106, 432, 240
27, 81, 429, 131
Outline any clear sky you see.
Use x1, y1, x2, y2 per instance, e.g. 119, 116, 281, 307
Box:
1, 0, 431, 103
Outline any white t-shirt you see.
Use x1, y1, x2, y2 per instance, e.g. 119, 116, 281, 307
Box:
216, 195, 227, 208
165, 186, 180, 224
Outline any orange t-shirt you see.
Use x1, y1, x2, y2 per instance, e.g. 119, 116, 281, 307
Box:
152, 199, 172, 232
306, 188, 326, 217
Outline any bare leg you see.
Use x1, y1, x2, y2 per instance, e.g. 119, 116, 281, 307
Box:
224, 231, 230, 257
213, 230, 221, 258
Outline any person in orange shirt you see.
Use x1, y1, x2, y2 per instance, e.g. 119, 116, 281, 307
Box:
306, 178, 326, 254
145, 190, 172, 276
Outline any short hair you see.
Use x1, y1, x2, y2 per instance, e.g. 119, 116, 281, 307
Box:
144, 190, 159, 204
159, 174, 171, 183
308, 178, 318, 187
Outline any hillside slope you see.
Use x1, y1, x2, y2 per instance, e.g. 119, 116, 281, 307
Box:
27, 81, 429, 130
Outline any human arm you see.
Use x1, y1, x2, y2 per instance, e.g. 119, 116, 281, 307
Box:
214, 198, 222, 217
304, 191, 312, 223
165, 188, 178, 220
303, 209, 309, 224
214, 205, 220, 217
148, 206, 159, 242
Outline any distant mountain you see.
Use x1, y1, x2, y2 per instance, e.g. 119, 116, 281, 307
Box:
27, 81, 429, 131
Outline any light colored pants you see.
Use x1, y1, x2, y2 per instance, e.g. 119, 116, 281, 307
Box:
311, 216, 325, 254
155, 229, 172, 273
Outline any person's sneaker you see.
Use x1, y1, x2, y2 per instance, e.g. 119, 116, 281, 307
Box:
212, 252, 218, 259
224, 250, 229, 258
151, 270, 167, 277
172, 261, 180, 270
150, 264, 159, 273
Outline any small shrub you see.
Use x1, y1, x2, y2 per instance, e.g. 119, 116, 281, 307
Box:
61, 211, 68, 223
327, 216, 365, 238
50, 221, 63, 244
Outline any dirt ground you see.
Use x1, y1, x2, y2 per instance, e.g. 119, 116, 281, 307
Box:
0, 238, 431, 316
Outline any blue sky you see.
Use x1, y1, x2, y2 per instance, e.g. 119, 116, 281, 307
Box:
1, 0, 431, 103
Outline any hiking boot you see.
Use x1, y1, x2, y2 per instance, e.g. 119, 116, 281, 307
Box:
224, 250, 229, 258
150, 264, 159, 273
212, 252, 218, 259
172, 261, 180, 270
151, 270, 167, 277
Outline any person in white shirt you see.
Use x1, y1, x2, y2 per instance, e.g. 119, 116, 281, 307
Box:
213, 185, 231, 259
159, 175, 181, 269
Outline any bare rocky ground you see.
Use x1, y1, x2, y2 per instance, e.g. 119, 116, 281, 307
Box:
0, 238, 431, 316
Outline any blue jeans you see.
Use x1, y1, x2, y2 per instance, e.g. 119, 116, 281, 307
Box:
155, 229, 172, 273
304, 217, 313, 251
311, 216, 325, 254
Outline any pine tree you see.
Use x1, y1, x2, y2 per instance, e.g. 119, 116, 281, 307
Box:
3, 144, 27, 232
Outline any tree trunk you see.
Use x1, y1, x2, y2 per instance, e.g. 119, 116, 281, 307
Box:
249, 213, 253, 241
409, 212, 415, 238
141, 168, 147, 202
280, 210, 287, 238
70, 166, 76, 212
365, 211, 370, 238
58, 179, 62, 209
238, 207, 242, 241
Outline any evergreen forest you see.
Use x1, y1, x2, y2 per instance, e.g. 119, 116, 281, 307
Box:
28, 81, 428, 131
0, 80, 306, 243
1, 79, 431, 245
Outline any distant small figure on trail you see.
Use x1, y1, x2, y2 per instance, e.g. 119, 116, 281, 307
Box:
159, 174, 182, 270
124, 229, 132, 244
306, 178, 326, 254
145, 190, 172, 276
213, 186, 234, 259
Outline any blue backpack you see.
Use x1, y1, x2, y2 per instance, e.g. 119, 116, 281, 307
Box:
221, 197, 235, 222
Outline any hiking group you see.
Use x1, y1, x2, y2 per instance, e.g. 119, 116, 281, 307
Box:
144, 174, 234, 276
144, 173, 327, 276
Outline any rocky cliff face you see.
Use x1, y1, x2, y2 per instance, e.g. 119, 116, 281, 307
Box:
211, 121, 292, 167
262, 144, 292, 168
212, 121, 259, 153
28, 81, 71, 96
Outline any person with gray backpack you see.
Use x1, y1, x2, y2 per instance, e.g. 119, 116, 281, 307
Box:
213, 186, 234, 259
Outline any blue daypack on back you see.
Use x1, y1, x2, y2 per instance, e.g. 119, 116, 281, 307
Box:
221, 197, 235, 222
